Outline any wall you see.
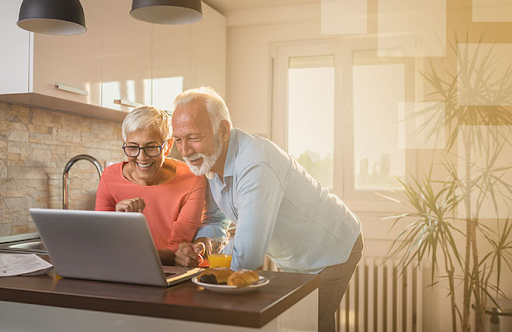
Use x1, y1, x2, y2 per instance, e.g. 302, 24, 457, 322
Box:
226, 3, 325, 137
0, 102, 125, 236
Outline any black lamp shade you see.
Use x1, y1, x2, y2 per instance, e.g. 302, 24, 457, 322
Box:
17, 0, 87, 36
130, 0, 203, 25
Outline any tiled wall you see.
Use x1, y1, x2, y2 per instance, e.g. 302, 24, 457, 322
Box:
0, 102, 126, 236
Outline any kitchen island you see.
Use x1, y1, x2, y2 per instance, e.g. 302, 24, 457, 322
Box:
0, 269, 319, 331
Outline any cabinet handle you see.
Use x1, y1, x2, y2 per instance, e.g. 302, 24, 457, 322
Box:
55, 83, 88, 96
113, 99, 143, 108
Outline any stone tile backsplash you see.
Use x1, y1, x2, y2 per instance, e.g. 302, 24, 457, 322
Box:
0, 102, 126, 237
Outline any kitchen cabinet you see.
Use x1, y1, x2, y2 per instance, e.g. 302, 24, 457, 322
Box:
189, 4, 226, 97
101, 0, 226, 114
151, 3, 226, 113
0, 0, 226, 122
151, 23, 189, 113
101, 0, 152, 112
0, 0, 30, 96
0, 0, 102, 106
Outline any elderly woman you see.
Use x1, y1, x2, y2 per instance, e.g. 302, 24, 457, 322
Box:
95, 105, 206, 266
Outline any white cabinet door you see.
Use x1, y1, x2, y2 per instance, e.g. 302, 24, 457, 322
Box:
151, 24, 189, 113
32, 0, 102, 106
0, 0, 101, 106
189, 4, 226, 97
0, 0, 225, 120
0, 0, 30, 95
150, 3, 227, 114
101, 0, 152, 112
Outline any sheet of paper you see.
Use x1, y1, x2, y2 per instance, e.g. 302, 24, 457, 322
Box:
0, 253, 53, 277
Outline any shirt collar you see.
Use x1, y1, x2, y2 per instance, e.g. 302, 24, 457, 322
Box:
222, 129, 237, 179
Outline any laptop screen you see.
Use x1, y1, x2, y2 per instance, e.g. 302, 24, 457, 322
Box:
29, 208, 199, 287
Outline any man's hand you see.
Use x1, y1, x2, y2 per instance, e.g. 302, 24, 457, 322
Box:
174, 242, 205, 267
115, 198, 146, 212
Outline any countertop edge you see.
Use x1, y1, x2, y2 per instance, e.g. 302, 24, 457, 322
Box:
0, 271, 321, 328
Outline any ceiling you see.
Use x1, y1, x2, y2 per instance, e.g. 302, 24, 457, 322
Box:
202, 0, 319, 15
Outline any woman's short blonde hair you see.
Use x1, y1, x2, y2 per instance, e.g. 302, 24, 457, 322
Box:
122, 106, 171, 142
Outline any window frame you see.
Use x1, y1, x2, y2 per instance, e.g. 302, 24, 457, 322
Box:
271, 37, 418, 213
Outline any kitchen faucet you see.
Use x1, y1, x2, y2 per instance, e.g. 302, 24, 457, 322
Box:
62, 154, 103, 209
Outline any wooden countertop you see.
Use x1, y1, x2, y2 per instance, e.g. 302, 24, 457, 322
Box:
0, 269, 320, 328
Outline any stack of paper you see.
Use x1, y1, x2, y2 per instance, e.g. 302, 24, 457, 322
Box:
0, 253, 53, 277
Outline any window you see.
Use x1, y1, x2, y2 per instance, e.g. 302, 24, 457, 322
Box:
352, 55, 405, 190
272, 40, 413, 211
287, 55, 335, 188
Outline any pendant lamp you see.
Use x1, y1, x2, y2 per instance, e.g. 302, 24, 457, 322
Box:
130, 0, 203, 25
17, 0, 86, 36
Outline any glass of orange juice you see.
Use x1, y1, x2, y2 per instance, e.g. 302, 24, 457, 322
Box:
207, 236, 233, 269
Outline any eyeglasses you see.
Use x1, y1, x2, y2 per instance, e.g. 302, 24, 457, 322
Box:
122, 140, 168, 157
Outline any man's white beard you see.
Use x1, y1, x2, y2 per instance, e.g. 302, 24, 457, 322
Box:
184, 134, 223, 177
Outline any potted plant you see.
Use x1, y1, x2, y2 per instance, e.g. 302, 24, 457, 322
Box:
383, 37, 512, 332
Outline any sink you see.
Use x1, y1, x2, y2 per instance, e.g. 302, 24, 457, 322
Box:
6, 241, 46, 251
0, 236, 47, 254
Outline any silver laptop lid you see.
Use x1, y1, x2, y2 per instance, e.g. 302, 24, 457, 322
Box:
30, 208, 172, 287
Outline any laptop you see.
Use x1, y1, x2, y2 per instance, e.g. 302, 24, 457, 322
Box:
29, 208, 203, 287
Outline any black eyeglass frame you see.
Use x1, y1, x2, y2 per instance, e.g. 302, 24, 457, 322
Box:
122, 140, 169, 157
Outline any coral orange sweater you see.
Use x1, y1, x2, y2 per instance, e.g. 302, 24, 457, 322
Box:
95, 160, 206, 252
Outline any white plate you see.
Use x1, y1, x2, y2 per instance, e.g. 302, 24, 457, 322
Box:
191, 275, 270, 294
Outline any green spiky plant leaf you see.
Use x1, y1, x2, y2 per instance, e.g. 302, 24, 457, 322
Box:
384, 35, 512, 332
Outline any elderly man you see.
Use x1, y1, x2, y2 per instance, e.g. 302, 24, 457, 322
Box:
172, 86, 363, 332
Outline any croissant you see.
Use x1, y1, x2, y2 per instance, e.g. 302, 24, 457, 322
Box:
227, 269, 260, 287
198, 268, 234, 284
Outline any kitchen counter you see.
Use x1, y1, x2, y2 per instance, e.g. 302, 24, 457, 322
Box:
0, 268, 320, 331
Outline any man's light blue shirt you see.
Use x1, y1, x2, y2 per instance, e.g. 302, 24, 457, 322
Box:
198, 129, 361, 274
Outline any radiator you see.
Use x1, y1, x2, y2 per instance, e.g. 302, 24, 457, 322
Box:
337, 257, 423, 332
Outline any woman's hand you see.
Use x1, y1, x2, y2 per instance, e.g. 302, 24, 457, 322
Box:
115, 198, 146, 212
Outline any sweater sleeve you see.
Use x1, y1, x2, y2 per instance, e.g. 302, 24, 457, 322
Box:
167, 175, 207, 252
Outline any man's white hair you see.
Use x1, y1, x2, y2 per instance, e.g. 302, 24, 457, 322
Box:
174, 86, 232, 134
